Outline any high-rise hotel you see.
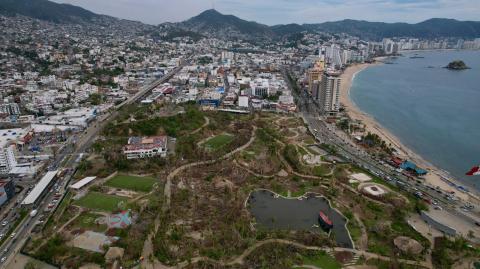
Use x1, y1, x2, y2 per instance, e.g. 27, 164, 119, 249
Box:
318, 73, 341, 115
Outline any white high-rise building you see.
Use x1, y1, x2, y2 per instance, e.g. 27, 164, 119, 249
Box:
0, 145, 17, 174
325, 44, 343, 68
319, 74, 341, 114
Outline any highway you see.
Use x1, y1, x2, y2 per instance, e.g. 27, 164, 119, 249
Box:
283, 68, 480, 240
0, 60, 188, 268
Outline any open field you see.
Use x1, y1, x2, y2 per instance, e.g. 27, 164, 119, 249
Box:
302, 251, 342, 269
74, 192, 128, 212
105, 174, 157, 192
203, 133, 234, 151
69, 212, 107, 232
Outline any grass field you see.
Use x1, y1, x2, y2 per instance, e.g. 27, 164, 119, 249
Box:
302, 251, 342, 269
204, 133, 234, 151
74, 192, 128, 212
105, 175, 157, 192
71, 212, 107, 232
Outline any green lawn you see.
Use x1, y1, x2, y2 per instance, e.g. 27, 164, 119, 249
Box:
313, 165, 332, 177
71, 212, 107, 232
74, 192, 128, 212
302, 251, 342, 269
204, 133, 234, 151
105, 175, 157, 192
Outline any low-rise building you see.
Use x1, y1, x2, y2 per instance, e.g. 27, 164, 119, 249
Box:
123, 136, 168, 159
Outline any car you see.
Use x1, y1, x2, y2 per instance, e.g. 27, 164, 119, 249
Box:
0, 257, 5, 263
0, 234, 4, 239
1, 221, 7, 226
10, 232, 15, 238
434, 206, 443, 210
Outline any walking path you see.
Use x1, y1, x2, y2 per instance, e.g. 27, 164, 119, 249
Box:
140, 125, 258, 269
32, 206, 83, 253
191, 116, 210, 134
136, 114, 432, 269
173, 238, 431, 269
233, 160, 276, 179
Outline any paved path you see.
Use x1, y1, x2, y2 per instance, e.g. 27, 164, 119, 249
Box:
140, 125, 257, 269
233, 160, 275, 179
191, 116, 210, 135
174, 238, 431, 269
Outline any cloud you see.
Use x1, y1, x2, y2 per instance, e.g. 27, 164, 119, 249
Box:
52, 0, 480, 25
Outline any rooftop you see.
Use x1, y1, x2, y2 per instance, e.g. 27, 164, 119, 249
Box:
124, 136, 167, 151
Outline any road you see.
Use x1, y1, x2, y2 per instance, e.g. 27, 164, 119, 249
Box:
0, 60, 188, 268
283, 68, 480, 239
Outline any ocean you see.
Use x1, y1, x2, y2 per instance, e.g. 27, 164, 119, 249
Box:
350, 50, 480, 191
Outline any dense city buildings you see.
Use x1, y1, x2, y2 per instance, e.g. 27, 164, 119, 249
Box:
0, 1, 478, 268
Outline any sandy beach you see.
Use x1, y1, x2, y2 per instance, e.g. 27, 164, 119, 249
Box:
339, 61, 479, 203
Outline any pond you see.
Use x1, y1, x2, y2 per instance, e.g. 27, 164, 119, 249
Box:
247, 189, 353, 248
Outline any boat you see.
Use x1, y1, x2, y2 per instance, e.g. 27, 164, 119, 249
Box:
318, 211, 333, 230
410, 53, 425, 59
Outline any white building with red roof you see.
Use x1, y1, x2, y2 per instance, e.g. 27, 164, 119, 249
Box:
123, 136, 168, 159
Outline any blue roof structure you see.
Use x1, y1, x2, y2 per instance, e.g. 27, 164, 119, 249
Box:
415, 168, 428, 175
400, 160, 428, 175
400, 161, 416, 170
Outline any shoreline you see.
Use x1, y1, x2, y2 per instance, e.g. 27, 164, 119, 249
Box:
339, 60, 480, 203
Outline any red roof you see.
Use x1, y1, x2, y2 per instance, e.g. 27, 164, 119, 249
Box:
392, 157, 403, 166
319, 211, 333, 226
124, 136, 167, 151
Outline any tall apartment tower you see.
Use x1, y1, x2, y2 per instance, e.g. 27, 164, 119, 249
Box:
307, 59, 325, 94
319, 73, 341, 115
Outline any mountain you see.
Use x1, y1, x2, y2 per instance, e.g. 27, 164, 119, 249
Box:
1, 0, 479, 41
177, 9, 274, 40
0, 0, 100, 23
271, 24, 307, 36
305, 18, 480, 40
174, 11, 480, 41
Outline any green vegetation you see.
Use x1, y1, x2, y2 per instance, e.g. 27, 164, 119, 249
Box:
313, 165, 332, 177
129, 106, 204, 137
105, 174, 157, 192
74, 192, 128, 212
366, 258, 426, 269
203, 133, 234, 151
432, 237, 478, 269
70, 212, 107, 232
87, 93, 104, 105
363, 132, 393, 154
283, 144, 301, 169
302, 251, 342, 269
343, 210, 362, 243
197, 56, 213, 65
446, 60, 470, 70
34, 235, 105, 268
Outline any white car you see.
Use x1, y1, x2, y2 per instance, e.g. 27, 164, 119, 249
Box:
10, 232, 15, 238
1, 221, 7, 226
0, 257, 5, 263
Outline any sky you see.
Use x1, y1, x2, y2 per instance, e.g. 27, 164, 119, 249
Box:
51, 0, 479, 25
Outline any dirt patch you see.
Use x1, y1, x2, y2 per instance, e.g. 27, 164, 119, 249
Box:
394, 236, 424, 255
